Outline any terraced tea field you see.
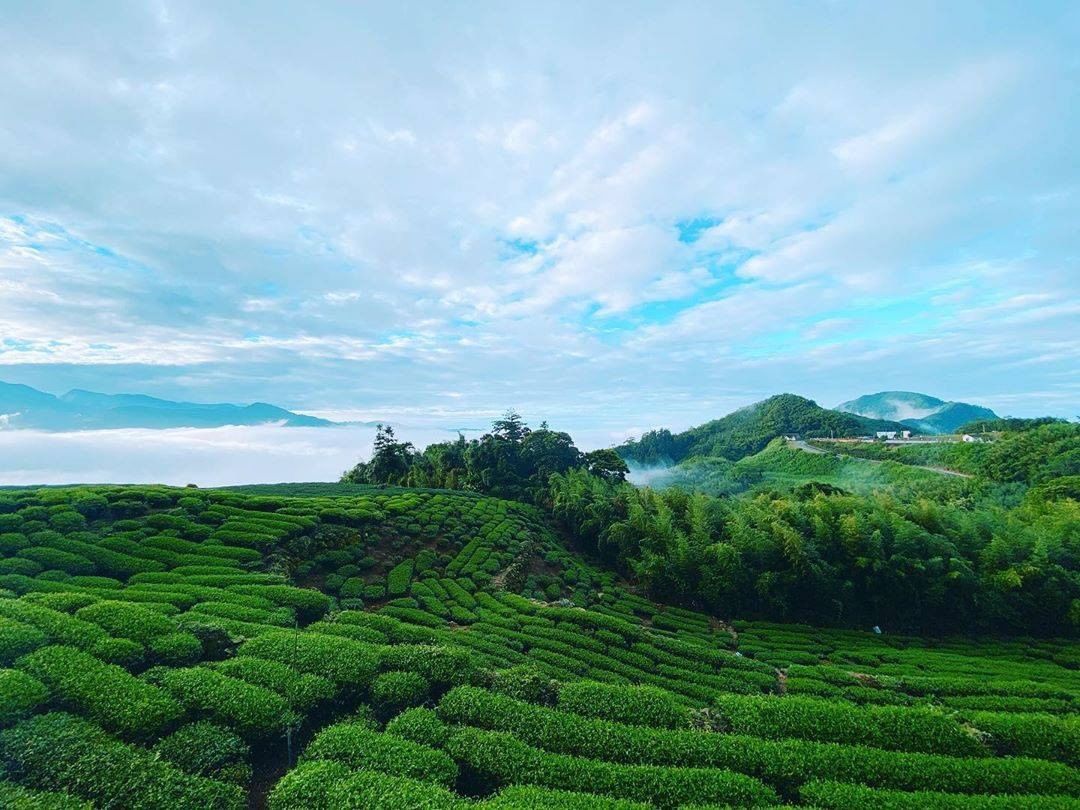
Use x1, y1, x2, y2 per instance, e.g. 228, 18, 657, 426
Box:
0, 485, 1077, 808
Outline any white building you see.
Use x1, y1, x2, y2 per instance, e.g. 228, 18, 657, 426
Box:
876, 431, 898, 439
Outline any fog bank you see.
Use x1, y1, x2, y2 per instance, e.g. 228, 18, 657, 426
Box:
0, 424, 438, 487
0, 422, 620, 487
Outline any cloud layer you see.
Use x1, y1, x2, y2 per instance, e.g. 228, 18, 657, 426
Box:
1, 1, 1077, 435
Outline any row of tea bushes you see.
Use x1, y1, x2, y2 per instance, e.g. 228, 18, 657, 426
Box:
0, 713, 244, 809
436, 687, 1080, 798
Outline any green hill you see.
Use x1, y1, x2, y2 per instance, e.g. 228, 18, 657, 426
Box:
837, 391, 998, 434
617, 393, 908, 464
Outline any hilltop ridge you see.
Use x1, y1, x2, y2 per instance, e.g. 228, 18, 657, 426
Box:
837, 391, 998, 434
616, 393, 908, 465
0, 380, 333, 430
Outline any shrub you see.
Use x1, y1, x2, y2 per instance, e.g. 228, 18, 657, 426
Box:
149, 632, 204, 666
33, 571, 71, 582
710, 693, 988, 757
267, 760, 354, 808
48, 511, 87, 533
490, 665, 559, 705
559, 682, 688, 729
446, 726, 777, 809
895, 675, 1072, 701
385, 707, 451, 748
154, 721, 252, 784
0, 616, 47, 665
437, 686, 1080, 797
968, 710, 1080, 766
387, 560, 414, 596
0, 557, 43, 576
0, 600, 108, 651
800, 779, 1078, 809
212, 656, 337, 711
303, 721, 458, 787
17, 548, 95, 576
90, 636, 145, 667
155, 667, 292, 740
75, 601, 177, 645
339, 577, 367, 600
335, 610, 437, 643
0, 532, 30, 556
379, 643, 475, 687
0, 780, 92, 809
485, 785, 652, 809
268, 760, 462, 809
226, 586, 330, 622
67, 575, 122, 590
16, 645, 182, 740
189, 601, 294, 627
37, 533, 164, 578
72, 494, 109, 519
22, 592, 99, 612
0, 668, 48, 725
238, 630, 380, 687
371, 671, 430, 718
0, 712, 244, 809
364, 584, 387, 600
379, 606, 444, 627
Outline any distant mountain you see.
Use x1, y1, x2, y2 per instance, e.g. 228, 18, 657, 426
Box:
837, 391, 997, 435
617, 393, 910, 465
0, 381, 334, 430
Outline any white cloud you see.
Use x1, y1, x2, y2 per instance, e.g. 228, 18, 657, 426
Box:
0, 1, 1074, 433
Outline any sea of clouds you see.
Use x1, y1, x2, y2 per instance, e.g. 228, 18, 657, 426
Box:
0, 424, 436, 487
0, 422, 621, 487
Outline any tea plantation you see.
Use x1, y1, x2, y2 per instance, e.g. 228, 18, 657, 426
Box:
0, 484, 1077, 808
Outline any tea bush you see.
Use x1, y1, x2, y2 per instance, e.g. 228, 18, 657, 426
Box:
0, 713, 244, 809
0, 668, 48, 725
445, 726, 778, 808
16, 645, 182, 740
154, 666, 292, 740
303, 720, 458, 786
268, 760, 462, 809
153, 721, 252, 784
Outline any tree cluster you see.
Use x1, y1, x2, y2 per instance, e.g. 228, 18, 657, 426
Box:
341, 412, 628, 504
551, 421, 1080, 636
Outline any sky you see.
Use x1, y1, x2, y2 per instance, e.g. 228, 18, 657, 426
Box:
1, 0, 1078, 446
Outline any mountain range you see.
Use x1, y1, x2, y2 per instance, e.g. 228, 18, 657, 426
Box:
0, 381, 333, 430
836, 391, 997, 434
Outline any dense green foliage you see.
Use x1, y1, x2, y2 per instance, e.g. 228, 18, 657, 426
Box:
342, 413, 627, 503
0, 713, 243, 808
814, 422, 1079, 486
0, 480, 1075, 808
550, 422, 1080, 634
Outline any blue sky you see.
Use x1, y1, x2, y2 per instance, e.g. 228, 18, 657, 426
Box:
0, 1, 1077, 440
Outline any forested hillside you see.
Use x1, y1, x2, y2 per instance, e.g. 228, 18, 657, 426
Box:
813, 421, 1079, 487
551, 420, 1079, 634
615, 394, 908, 465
